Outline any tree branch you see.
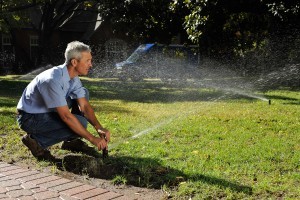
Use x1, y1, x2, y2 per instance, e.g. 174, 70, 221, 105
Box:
0, 2, 41, 13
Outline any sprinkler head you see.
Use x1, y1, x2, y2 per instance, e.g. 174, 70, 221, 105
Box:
102, 148, 108, 159
268, 99, 271, 105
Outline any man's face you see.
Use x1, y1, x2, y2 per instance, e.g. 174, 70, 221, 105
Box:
74, 51, 92, 76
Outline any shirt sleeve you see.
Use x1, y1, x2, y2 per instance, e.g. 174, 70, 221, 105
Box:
69, 77, 86, 99
38, 80, 67, 108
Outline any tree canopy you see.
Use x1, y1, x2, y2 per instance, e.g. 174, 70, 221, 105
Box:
0, 0, 299, 73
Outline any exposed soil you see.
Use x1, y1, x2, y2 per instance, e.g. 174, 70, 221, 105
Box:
60, 154, 168, 200
12, 153, 169, 200
59, 170, 167, 200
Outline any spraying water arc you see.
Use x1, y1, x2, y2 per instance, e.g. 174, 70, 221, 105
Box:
109, 116, 175, 150
108, 97, 225, 151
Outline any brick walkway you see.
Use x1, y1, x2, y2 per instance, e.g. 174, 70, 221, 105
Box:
0, 162, 132, 200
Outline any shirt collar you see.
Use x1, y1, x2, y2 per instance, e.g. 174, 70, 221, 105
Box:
60, 64, 71, 83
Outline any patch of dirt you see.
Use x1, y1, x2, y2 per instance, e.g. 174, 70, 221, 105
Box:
11, 154, 169, 200
59, 154, 169, 199
59, 169, 167, 200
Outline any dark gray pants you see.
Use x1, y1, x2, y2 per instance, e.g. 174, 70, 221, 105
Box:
17, 89, 89, 149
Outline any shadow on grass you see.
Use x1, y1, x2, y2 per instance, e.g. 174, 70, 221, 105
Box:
0, 78, 271, 104
0, 80, 28, 98
60, 154, 252, 195
86, 80, 259, 103
1, 77, 298, 104
266, 95, 300, 105
265, 94, 300, 105
265, 95, 299, 101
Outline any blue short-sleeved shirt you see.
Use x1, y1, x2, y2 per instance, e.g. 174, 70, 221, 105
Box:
17, 64, 86, 114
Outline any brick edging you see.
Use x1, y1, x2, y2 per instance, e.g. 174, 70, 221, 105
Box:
0, 161, 131, 200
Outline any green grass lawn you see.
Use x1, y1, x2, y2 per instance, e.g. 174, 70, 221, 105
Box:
0, 76, 299, 199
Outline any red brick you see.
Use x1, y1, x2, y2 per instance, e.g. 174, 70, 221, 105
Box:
59, 194, 80, 200
0, 162, 126, 200
49, 181, 83, 192
5, 185, 23, 191
25, 175, 60, 186
47, 198, 66, 200
33, 190, 60, 199
0, 179, 20, 187
0, 176, 12, 182
0, 165, 21, 173
18, 173, 51, 183
21, 183, 40, 190
0, 186, 7, 193
6, 189, 33, 198
1, 198, 19, 200
31, 187, 48, 193
38, 178, 71, 189
86, 191, 123, 200
60, 184, 95, 196
0, 193, 9, 198
1, 168, 29, 176
0, 163, 11, 168
8, 170, 39, 179
72, 188, 108, 199
18, 196, 36, 200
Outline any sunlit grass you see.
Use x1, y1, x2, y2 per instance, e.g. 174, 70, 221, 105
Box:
0, 76, 299, 199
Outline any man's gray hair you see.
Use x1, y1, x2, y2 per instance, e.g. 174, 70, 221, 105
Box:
65, 41, 91, 65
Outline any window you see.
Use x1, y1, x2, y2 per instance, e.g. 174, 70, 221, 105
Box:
30, 35, 39, 64
30, 36, 39, 47
1, 35, 15, 73
2, 35, 14, 53
2, 35, 11, 45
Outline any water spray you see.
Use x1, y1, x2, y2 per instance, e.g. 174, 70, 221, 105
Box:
105, 75, 273, 153
105, 84, 271, 155
108, 107, 209, 151
192, 79, 271, 105
109, 117, 175, 150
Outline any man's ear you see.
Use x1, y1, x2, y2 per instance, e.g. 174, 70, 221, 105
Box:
71, 59, 78, 66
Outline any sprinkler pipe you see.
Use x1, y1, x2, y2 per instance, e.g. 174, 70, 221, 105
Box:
98, 129, 109, 159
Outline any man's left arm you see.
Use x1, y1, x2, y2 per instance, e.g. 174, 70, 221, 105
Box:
77, 97, 110, 142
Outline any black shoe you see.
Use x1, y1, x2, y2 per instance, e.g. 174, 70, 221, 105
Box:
61, 139, 100, 158
22, 134, 57, 162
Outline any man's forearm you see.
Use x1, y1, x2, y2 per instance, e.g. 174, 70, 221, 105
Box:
82, 104, 103, 130
59, 112, 107, 150
64, 113, 95, 141
82, 105, 110, 143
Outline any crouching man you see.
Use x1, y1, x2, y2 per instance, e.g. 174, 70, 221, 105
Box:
16, 41, 110, 161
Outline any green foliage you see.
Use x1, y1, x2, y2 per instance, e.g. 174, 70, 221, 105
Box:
171, 0, 209, 43
97, 0, 184, 43
261, 0, 300, 20
170, 0, 299, 61
1, 0, 299, 72
0, 0, 100, 66
112, 175, 127, 185
0, 0, 30, 33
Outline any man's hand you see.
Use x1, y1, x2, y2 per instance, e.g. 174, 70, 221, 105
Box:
97, 128, 110, 143
90, 136, 108, 151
